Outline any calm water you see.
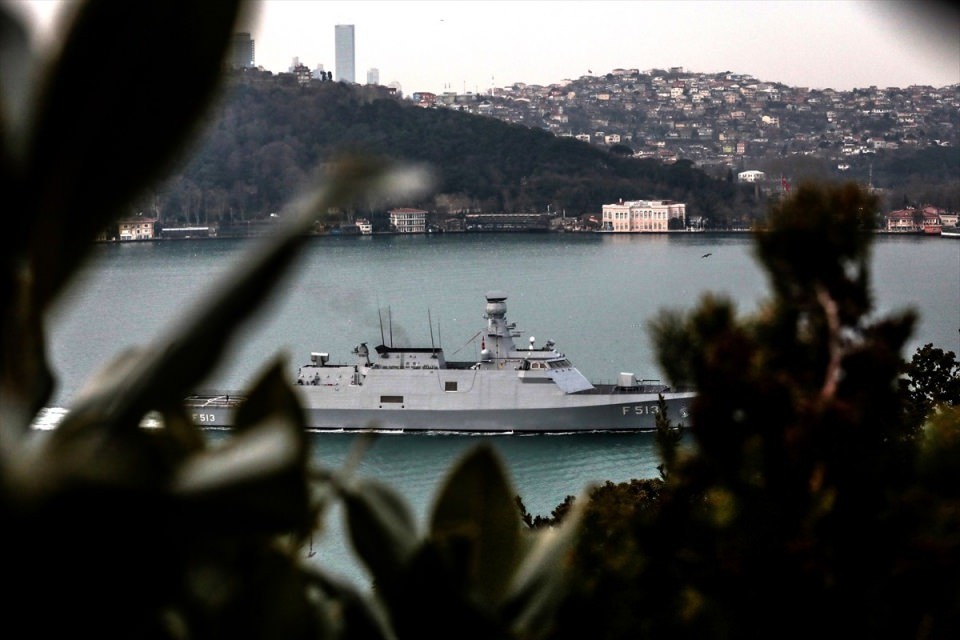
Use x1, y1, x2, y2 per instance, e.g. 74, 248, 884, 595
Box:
45, 232, 960, 583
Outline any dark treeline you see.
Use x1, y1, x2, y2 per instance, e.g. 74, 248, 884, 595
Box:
142, 71, 760, 227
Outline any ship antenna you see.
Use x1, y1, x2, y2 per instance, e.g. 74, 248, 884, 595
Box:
378, 306, 386, 346
389, 306, 393, 347
428, 308, 436, 352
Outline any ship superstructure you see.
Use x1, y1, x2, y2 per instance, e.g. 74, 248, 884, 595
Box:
187, 291, 694, 432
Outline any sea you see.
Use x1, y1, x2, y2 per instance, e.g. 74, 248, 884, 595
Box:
42, 231, 960, 584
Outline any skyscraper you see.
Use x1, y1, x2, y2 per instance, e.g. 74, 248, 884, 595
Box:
334, 25, 355, 83
229, 32, 255, 69
366, 68, 380, 86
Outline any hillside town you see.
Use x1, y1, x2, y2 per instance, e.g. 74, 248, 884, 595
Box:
411, 67, 958, 178
99, 65, 959, 241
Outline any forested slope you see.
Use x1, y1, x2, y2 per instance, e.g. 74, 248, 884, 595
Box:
151, 73, 754, 225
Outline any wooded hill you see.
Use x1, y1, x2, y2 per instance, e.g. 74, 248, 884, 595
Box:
148, 71, 759, 227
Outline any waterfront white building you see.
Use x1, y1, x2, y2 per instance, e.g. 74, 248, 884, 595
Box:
389, 208, 428, 233
356, 218, 373, 235
600, 199, 686, 232
117, 217, 157, 240
737, 170, 766, 183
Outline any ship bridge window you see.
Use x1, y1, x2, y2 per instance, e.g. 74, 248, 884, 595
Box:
531, 361, 547, 370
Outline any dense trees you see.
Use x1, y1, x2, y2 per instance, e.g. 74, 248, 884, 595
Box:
141, 71, 754, 224
524, 182, 960, 639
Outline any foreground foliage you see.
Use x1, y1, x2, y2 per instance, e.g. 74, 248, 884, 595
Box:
536, 182, 960, 639
0, 2, 579, 638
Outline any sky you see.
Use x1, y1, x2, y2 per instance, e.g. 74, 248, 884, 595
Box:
11, 0, 960, 95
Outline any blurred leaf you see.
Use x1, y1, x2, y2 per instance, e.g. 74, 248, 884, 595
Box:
0, 2, 35, 161
170, 419, 300, 496
51, 346, 154, 437
157, 403, 210, 455
0, 273, 54, 441
169, 363, 310, 532
234, 356, 307, 435
169, 422, 309, 532
19, 0, 249, 309
429, 444, 522, 607
305, 565, 398, 640
503, 490, 586, 637
340, 475, 418, 581
55, 157, 428, 437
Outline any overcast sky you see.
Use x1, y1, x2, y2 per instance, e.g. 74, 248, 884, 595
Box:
12, 0, 960, 94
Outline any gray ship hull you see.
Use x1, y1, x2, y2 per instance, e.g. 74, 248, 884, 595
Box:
186, 291, 696, 433
297, 392, 693, 432
187, 387, 694, 433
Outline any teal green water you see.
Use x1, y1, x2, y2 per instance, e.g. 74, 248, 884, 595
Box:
45, 232, 959, 583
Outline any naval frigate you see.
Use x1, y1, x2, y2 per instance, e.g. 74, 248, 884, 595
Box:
186, 291, 695, 432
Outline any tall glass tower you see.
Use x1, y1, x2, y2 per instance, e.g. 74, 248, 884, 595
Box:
334, 25, 355, 83
229, 32, 255, 69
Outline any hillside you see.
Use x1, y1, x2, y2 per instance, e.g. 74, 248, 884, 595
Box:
148, 72, 756, 227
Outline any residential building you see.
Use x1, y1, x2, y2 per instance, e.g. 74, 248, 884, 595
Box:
600, 200, 686, 232
334, 25, 355, 83
884, 205, 943, 233
117, 217, 157, 241
292, 61, 311, 86
738, 170, 766, 183
389, 208, 428, 233
737, 170, 767, 182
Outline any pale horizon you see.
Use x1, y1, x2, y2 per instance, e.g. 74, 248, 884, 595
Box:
11, 0, 960, 95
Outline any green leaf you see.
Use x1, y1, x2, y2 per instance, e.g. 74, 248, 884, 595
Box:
339, 475, 419, 583
429, 444, 522, 607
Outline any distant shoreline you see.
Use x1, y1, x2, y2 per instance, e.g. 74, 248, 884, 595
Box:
93, 227, 960, 244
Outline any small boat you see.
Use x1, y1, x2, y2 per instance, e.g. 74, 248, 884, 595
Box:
186, 291, 695, 433
940, 226, 960, 238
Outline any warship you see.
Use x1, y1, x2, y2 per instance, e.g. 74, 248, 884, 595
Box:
186, 291, 695, 432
